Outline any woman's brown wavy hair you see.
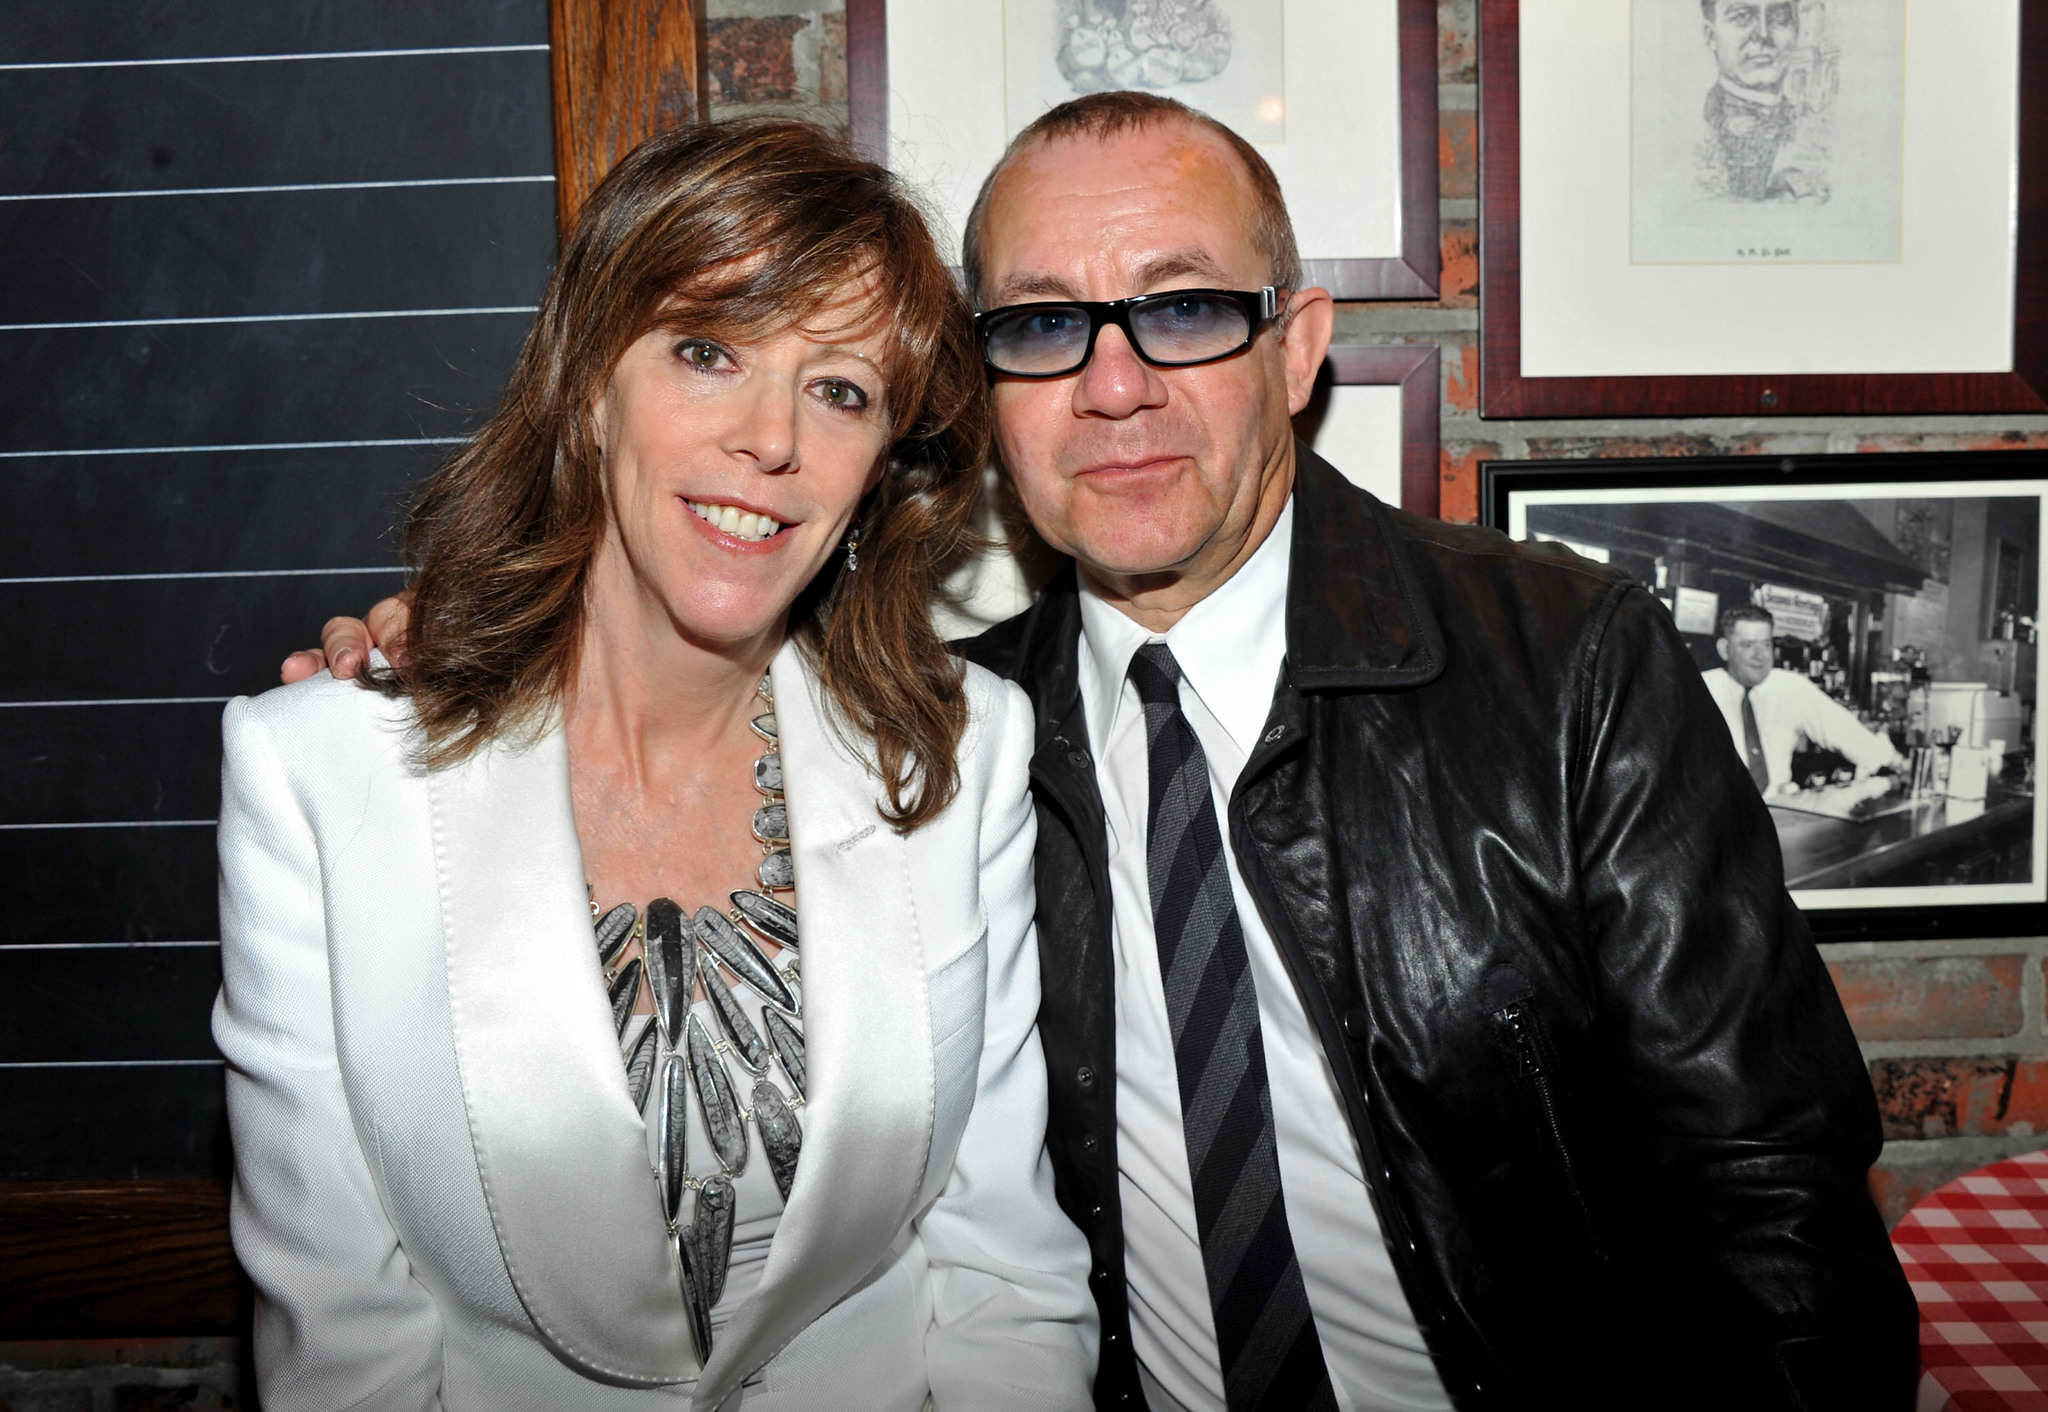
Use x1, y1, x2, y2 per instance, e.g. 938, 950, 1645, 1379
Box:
379, 118, 989, 829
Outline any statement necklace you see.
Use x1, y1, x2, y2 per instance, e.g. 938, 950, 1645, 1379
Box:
588, 673, 803, 1363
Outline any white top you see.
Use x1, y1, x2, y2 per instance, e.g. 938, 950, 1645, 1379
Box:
1075, 498, 1453, 1412
1701, 667, 1901, 793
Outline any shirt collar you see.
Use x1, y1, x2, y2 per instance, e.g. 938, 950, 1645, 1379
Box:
1076, 495, 1294, 763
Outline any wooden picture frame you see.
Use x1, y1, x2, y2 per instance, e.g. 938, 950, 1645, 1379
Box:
1478, 0, 2048, 418
1296, 343, 1442, 517
844, 0, 1442, 300
1482, 450, 2048, 941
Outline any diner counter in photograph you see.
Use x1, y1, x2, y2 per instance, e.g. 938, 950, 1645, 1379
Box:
1772, 782, 2034, 891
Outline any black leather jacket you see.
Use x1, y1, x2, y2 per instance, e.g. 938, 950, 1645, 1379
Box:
959, 449, 1916, 1410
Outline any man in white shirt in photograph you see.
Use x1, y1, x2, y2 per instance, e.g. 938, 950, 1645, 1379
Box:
1702, 602, 1902, 794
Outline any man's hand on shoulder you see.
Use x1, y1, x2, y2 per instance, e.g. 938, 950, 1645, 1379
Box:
278, 593, 413, 684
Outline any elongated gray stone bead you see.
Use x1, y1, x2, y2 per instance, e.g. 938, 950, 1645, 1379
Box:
594, 902, 637, 969
753, 752, 783, 794
693, 907, 796, 1012
693, 1175, 737, 1306
762, 1008, 806, 1099
607, 956, 643, 1038
731, 889, 798, 949
623, 1020, 660, 1111
750, 803, 789, 847
700, 955, 769, 1072
658, 1054, 689, 1221
753, 1078, 803, 1202
643, 898, 692, 1045
676, 1229, 714, 1364
687, 1014, 748, 1173
757, 848, 794, 892
750, 711, 778, 742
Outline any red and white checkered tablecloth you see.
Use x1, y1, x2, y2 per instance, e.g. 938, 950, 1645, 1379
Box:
1893, 1147, 2048, 1411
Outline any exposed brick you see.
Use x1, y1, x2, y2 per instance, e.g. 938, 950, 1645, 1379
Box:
1438, 440, 1502, 526
1524, 433, 1723, 461
1438, 110, 1476, 201
0, 1342, 236, 1374
818, 12, 848, 108
1439, 223, 1476, 307
1828, 955, 2024, 1042
1870, 1057, 2048, 1140
1523, 431, 1837, 462
1443, 340, 1479, 412
0, 1390, 95, 1412
1869, 1151, 1998, 1229
1853, 431, 2048, 455
1438, 0, 1477, 85
706, 16, 808, 105
111, 1390, 236, 1412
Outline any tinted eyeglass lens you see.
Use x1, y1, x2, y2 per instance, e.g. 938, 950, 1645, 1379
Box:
1128, 292, 1252, 364
982, 305, 1093, 376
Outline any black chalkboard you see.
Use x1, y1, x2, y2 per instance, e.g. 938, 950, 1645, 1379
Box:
0, 1, 558, 1180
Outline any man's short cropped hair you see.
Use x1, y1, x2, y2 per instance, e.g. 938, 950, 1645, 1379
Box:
1718, 603, 1777, 640
959, 91, 1304, 308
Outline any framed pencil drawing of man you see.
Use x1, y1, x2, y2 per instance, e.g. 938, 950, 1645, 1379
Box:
1631, 0, 1904, 265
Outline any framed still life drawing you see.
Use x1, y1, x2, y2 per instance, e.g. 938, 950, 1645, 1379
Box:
1483, 450, 2048, 941
1478, 1, 2048, 417
844, 0, 1441, 298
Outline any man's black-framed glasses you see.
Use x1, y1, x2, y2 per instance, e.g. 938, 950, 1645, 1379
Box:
976, 286, 1282, 379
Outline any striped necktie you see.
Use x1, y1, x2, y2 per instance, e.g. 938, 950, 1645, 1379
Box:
1129, 642, 1335, 1411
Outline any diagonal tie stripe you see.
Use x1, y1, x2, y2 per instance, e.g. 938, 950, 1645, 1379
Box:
1128, 643, 1334, 1412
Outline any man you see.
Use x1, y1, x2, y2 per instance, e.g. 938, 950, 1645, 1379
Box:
301, 94, 1915, 1408
1698, 0, 1814, 201
1703, 602, 1902, 794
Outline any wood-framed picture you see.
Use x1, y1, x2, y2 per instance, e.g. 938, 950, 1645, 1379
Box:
1478, 0, 2048, 418
1482, 450, 2048, 941
844, 0, 1441, 299
1295, 342, 1441, 516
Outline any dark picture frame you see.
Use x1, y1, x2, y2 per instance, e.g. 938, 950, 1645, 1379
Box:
1482, 450, 2048, 941
845, 0, 1442, 300
1477, 1, 2048, 418
1295, 343, 1442, 516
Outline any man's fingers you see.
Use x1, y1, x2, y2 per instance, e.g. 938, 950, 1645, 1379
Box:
364, 593, 413, 664
279, 649, 328, 685
320, 616, 374, 680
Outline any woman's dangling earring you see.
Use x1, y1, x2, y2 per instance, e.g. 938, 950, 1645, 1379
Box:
843, 524, 862, 573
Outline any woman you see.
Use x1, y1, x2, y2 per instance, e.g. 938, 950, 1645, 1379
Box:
213, 119, 1096, 1411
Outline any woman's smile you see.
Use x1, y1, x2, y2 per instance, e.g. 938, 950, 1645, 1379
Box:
684, 497, 790, 545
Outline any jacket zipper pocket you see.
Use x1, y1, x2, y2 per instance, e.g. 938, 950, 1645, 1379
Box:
1497, 1002, 1606, 1261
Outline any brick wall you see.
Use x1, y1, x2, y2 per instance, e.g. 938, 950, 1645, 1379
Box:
0, 1339, 248, 1411
714, 0, 2048, 1226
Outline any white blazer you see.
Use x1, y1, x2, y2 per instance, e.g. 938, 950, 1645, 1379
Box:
212, 644, 1098, 1411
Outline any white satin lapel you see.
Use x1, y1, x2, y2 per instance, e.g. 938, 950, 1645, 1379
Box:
695, 644, 937, 1411
432, 725, 696, 1386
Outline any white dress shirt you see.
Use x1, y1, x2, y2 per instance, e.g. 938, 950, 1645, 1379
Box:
1701, 667, 1901, 793
1075, 498, 1452, 1412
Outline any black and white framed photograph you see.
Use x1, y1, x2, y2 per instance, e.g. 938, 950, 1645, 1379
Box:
1631, 0, 1905, 265
844, 0, 1440, 298
1483, 451, 2048, 941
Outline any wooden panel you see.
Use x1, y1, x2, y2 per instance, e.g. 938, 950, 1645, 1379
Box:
0, 1182, 244, 1337
549, 0, 709, 231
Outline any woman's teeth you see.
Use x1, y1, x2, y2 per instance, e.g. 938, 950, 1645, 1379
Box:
687, 500, 782, 542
